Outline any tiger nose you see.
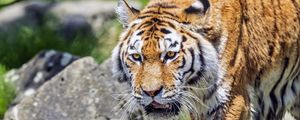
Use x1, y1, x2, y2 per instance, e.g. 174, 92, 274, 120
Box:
142, 86, 163, 97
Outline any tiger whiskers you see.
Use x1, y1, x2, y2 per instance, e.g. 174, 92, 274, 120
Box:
179, 82, 216, 90
177, 89, 213, 119
177, 96, 200, 119
180, 91, 209, 108
112, 90, 139, 120
119, 97, 136, 120
186, 92, 209, 108
124, 98, 138, 120
111, 93, 130, 100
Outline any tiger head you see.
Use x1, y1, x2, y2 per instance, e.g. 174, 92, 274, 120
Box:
112, 0, 226, 119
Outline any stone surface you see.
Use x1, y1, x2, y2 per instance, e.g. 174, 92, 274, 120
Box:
4, 57, 129, 120
5, 50, 79, 105
0, 0, 116, 39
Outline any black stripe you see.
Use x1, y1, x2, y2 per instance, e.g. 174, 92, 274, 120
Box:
188, 48, 195, 73
268, 44, 275, 56
161, 16, 181, 23
143, 11, 161, 15
157, 22, 168, 27
162, 11, 180, 19
138, 14, 181, 23
170, 41, 179, 48
280, 82, 288, 106
140, 23, 154, 30
117, 43, 128, 82
117, 43, 123, 72
203, 84, 218, 101
187, 70, 204, 85
147, 4, 178, 9
180, 37, 185, 49
185, 48, 196, 84
266, 107, 275, 119
123, 30, 132, 41
184, 6, 202, 14
151, 17, 160, 23
160, 28, 171, 34
268, 58, 289, 117
253, 109, 261, 120
255, 70, 264, 88
137, 21, 153, 29
181, 49, 195, 79
207, 103, 223, 116
131, 23, 138, 28
165, 21, 176, 29
138, 15, 152, 19
136, 30, 144, 36
182, 35, 187, 42
155, 20, 177, 28
197, 42, 205, 67
200, 0, 210, 13
258, 91, 265, 116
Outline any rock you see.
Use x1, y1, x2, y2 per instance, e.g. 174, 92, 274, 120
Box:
0, 0, 116, 39
5, 50, 79, 104
4, 57, 130, 120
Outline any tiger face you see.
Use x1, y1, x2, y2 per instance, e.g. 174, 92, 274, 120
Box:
112, 0, 224, 119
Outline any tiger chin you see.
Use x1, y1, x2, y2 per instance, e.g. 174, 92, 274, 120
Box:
112, 0, 300, 120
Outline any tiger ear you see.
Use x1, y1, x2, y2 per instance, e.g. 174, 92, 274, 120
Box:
184, 0, 210, 16
116, 0, 140, 28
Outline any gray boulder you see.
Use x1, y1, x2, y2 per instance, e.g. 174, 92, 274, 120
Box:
5, 50, 79, 105
4, 57, 131, 120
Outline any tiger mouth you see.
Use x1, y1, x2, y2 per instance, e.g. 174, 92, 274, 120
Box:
144, 101, 181, 115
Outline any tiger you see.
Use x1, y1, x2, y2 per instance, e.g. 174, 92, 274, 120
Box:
112, 0, 300, 119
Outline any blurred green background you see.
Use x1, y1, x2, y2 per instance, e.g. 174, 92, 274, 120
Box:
0, 0, 148, 118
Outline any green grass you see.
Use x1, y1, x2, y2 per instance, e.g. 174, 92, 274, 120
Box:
140, 0, 149, 7
0, 26, 96, 68
91, 19, 122, 63
0, 0, 14, 5
0, 18, 122, 69
0, 64, 16, 118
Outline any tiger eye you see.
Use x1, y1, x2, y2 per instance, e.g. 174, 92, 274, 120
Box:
132, 53, 141, 60
167, 51, 176, 58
